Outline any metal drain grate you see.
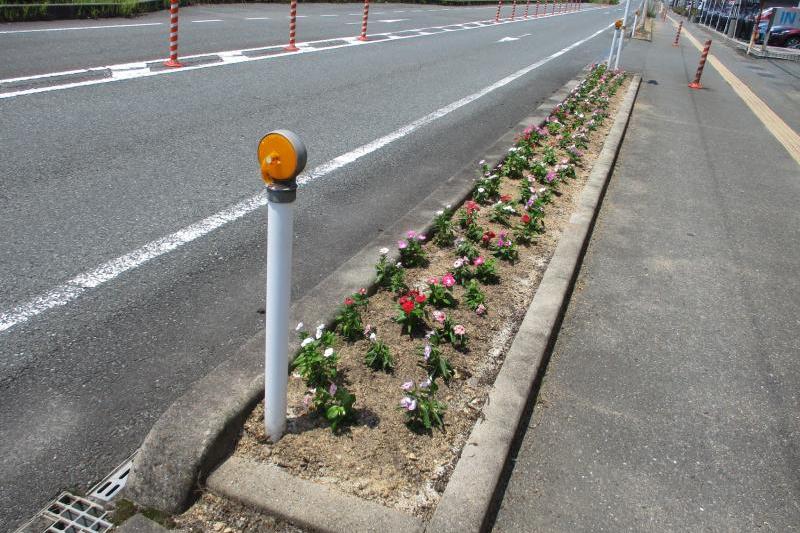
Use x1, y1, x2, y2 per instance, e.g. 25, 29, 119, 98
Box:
89, 454, 135, 502
42, 492, 112, 532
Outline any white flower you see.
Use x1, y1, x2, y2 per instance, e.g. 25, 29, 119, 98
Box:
369, 332, 377, 342
478, 187, 485, 193
379, 247, 389, 255
396, 262, 403, 268
295, 322, 304, 331
315, 324, 325, 339
478, 159, 486, 165
323, 348, 334, 358
301, 337, 314, 347
446, 204, 452, 209
436, 209, 444, 216
420, 377, 432, 389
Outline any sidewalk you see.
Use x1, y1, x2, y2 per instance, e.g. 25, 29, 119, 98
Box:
492, 18, 800, 533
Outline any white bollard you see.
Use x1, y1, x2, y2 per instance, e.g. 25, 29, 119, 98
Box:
265, 199, 294, 442
257, 130, 307, 443
607, 25, 619, 67
614, 0, 631, 69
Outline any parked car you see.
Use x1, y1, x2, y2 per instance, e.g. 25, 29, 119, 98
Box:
757, 24, 800, 47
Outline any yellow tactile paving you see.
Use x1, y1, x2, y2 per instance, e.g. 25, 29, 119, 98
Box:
667, 16, 800, 167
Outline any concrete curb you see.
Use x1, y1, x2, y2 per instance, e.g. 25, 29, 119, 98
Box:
208, 458, 424, 533
426, 74, 641, 532
125, 69, 589, 515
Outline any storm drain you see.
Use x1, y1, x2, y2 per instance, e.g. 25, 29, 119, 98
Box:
88, 454, 135, 502
42, 492, 112, 532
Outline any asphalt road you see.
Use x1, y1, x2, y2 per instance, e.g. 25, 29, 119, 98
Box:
0, 3, 623, 529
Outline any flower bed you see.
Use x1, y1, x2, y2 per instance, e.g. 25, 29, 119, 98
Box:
232, 65, 629, 519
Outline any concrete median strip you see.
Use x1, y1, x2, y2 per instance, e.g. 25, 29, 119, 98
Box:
124, 68, 641, 530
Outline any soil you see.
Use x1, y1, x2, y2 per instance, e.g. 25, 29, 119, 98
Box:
185, 74, 631, 528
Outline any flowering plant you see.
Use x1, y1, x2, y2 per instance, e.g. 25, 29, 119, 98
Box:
375, 249, 400, 288
399, 378, 446, 431
451, 255, 473, 285
419, 341, 453, 383
472, 174, 500, 204
395, 290, 427, 335
556, 162, 576, 181
492, 232, 519, 263
364, 330, 394, 372
457, 200, 480, 228
542, 146, 558, 166
308, 382, 356, 433
335, 289, 367, 341
426, 274, 456, 308
513, 211, 542, 245
501, 148, 527, 180
489, 201, 518, 227
397, 231, 428, 268
566, 145, 583, 164
455, 238, 480, 262
432, 208, 456, 247
480, 230, 496, 248
463, 279, 486, 312
431, 310, 468, 350
293, 326, 338, 389
474, 256, 499, 284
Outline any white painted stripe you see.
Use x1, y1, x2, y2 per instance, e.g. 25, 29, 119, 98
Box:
319, 14, 338, 17
191, 19, 223, 23
0, 22, 162, 34
0, 23, 610, 334
245, 17, 270, 20
0, 6, 607, 99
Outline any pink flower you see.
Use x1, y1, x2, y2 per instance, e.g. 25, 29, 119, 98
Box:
453, 324, 466, 336
417, 234, 426, 241
475, 304, 486, 316
406, 230, 417, 240
401, 380, 414, 391
363, 324, 373, 336
545, 171, 556, 183
473, 256, 485, 266
442, 273, 456, 288
433, 310, 446, 323
423, 344, 432, 361
427, 277, 438, 286
454, 258, 465, 268
329, 383, 337, 396
398, 240, 408, 249
400, 397, 417, 411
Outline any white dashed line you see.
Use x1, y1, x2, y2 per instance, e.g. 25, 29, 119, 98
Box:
191, 19, 223, 23
245, 17, 270, 20
0, 22, 162, 34
0, 22, 611, 334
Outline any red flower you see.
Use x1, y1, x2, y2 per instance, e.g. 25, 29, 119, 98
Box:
359, 288, 367, 295
481, 230, 497, 244
500, 194, 512, 203
521, 214, 531, 224
401, 300, 415, 314
465, 200, 480, 214
415, 294, 426, 304
344, 297, 354, 306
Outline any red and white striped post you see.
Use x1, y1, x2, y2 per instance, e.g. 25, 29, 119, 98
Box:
672, 19, 683, 46
524, 0, 531, 18
285, 0, 299, 52
495, 0, 503, 21
511, 0, 517, 19
534, 0, 540, 16
688, 39, 712, 89
164, 0, 182, 68
357, 0, 370, 41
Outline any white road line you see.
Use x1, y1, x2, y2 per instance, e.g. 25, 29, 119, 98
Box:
0, 22, 162, 34
245, 17, 270, 20
0, 6, 608, 99
0, 23, 610, 335
191, 19, 223, 23
320, 14, 338, 17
